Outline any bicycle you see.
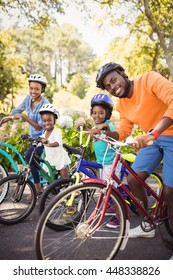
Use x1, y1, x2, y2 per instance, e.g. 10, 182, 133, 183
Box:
0, 135, 81, 225
35, 134, 171, 260
38, 127, 162, 231
0, 116, 80, 201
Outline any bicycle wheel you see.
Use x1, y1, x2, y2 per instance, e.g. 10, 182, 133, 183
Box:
0, 174, 37, 225
39, 167, 98, 220
0, 164, 8, 203
164, 206, 173, 238
35, 182, 128, 260
125, 172, 162, 215
39, 177, 75, 215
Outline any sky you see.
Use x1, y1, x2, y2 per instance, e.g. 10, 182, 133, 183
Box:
1, 1, 127, 56
57, 2, 127, 55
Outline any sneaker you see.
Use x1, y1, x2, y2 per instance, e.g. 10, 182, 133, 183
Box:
128, 224, 155, 238
106, 217, 120, 229
105, 207, 116, 216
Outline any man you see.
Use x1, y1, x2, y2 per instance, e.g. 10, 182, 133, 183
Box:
92, 62, 173, 247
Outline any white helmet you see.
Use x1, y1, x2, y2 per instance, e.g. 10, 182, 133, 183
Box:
28, 74, 47, 85
39, 104, 59, 119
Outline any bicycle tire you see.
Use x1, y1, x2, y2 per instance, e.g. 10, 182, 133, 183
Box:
0, 174, 37, 225
0, 163, 8, 203
126, 172, 162, 215
164, 207, 173, 238
39, 177, 75, 215
39, 167, 98, 218
35, 182, 127, 260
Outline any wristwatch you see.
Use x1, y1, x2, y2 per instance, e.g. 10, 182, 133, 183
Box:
147, 129, 160, 140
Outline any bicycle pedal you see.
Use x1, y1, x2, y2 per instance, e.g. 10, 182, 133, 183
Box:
141, 221, 155, 232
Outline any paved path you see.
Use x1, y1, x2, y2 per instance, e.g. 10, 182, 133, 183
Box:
0, 199, 172, 260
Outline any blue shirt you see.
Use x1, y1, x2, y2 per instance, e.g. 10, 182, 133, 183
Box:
12, 95, 49, 137
93, 120, 116, 165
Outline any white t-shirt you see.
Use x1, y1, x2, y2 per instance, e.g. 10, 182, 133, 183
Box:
42, 127, 71, 171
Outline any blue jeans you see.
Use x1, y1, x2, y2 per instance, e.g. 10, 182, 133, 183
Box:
25, 145, 44, 184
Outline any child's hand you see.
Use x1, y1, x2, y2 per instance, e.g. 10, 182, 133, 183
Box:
42, 139, 50, 146
89, 127, 101, 137
97, 123, 110, 132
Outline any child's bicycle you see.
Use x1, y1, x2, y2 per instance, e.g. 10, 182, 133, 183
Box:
0, 135, 81, 225
34, 134, 172, 260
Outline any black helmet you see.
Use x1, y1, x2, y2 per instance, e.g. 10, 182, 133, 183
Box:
91, 94, 113, 120
96, 62, 125, 89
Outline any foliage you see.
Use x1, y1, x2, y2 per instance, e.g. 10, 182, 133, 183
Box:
0, 121, 29, 171
67, 73, 88, 99
1, 0, 65, 28
0, 29, 26, 104
97, 0, 173, 80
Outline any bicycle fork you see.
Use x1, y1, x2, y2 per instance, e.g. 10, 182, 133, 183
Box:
84, 184, 113, 235
12, 170, 30, 202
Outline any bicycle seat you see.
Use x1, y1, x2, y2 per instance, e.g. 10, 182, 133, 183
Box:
63, 144, 82, 156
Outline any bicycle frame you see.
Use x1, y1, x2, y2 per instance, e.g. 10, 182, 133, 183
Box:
81, 139, 165, 236
0, 142, 27, 174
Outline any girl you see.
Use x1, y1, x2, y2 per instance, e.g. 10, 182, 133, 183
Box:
39, 104, 71, 178
90, 93, 120, 228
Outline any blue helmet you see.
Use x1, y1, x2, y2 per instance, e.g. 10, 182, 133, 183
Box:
91, 94, 114, 120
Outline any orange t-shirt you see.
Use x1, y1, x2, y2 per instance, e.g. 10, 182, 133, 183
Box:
116, 71, 173, 140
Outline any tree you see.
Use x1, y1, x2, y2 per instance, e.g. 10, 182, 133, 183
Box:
67, 73, 88, 99
0, 29, 25, 106
97, 0, 173, 80
46, 24, 95, 85
0, 0, 65, 28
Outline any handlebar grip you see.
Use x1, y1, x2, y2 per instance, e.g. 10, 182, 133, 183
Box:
147, 140, 154, 146
21, 134, 30, 140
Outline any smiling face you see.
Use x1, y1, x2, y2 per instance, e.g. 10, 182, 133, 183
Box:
41, 113, 55, 131
29, 81, 42, 101
103, 70, 130, 98
91, 105, 107, 124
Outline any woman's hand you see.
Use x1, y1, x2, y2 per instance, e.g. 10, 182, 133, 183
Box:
13, 113, 26, 120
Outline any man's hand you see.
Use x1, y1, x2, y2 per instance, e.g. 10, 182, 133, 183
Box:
133, 134, 154, 150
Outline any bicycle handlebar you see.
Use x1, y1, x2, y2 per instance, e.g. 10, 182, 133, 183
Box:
20, 134, 48, 145
0, 116, 14, 127
94, 134, 134, 148
94, 134, 153, 148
